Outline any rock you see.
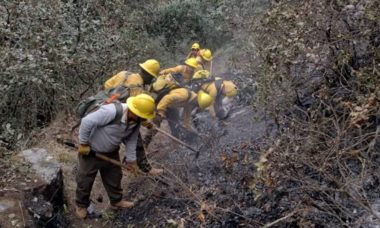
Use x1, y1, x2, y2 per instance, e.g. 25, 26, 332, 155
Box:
19, 148, 67, 227
244, 207, 262, 216
11, 219, 18, 226
167, 219, 178, 228
21, 148, 61, 183
8, 213, 16, 219
0, 199, 16, 212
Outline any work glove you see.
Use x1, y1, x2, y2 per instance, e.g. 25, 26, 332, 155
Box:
78, 144, 91, 155
153, 113, 164, 126
141, 121, 153, 129
122, 159, 139, 176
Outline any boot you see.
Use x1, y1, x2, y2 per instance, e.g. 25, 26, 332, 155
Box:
75, 206, 87, 219
148, 167, 163, 175
110, 200, 134, 210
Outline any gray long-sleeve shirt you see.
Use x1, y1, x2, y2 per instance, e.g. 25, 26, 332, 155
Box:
78, 103, 139, 161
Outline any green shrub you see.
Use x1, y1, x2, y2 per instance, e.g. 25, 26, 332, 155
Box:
146, 0, 230, 52
0, 0, 233, 149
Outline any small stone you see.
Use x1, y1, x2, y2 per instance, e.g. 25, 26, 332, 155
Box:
8, 213, 16, 219
11, 219, 18, 226
32, 197, 38, 202
244, 207, 262, 216
0, 199, 16, 212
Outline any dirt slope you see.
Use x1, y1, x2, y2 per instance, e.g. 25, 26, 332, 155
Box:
25, 105, 269, 227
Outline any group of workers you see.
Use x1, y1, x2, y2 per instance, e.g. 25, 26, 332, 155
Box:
74, 43, 238, 219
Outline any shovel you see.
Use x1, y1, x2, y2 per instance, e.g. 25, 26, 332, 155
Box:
151, 124, 200, 154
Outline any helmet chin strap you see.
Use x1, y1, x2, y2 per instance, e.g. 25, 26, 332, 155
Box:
126, 108, 143, 124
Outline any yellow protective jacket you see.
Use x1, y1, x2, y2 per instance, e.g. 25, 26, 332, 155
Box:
159, 65, 197, 84
104, 71, 155, 131
200, 79, 237, 117
103, 71, 144, 96
186, 50, 200, 59
196, 56, 210, 71
157, 88, 197, 129
201, 80, 237, 98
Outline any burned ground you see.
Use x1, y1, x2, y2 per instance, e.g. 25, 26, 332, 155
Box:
110, 106, 271, 227
0, 104, 273, 228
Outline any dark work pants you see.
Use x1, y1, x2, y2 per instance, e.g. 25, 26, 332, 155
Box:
166, 108, 182, 138
136, 133, 152, 172
75, 151, 122, 208
143, 108, 181, 147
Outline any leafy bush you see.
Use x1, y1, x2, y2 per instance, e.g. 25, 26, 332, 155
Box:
0, 0, 233, 149
146, 0, 231, 52
0, 0, 159, 147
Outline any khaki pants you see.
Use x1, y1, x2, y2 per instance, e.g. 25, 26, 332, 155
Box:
75, 151, 122, 208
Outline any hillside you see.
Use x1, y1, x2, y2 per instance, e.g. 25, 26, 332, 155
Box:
1, 0, 379, 227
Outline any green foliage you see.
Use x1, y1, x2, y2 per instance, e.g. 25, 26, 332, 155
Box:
146, 0, 230, 51
0, 1, 129, 148
0, 0, 233, 149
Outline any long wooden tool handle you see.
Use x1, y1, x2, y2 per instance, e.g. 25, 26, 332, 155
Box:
64, 142, 142, 173
95, 153, 129, 169
152, 125, 199, 153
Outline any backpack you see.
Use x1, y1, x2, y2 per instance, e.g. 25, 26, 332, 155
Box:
103, 71, 133, 90
189, 76, 215, 93
70, 86, 128, 145
75, 85, 130, 119
151, 73, 184, 103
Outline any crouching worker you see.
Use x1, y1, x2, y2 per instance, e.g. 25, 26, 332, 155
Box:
103, 59, 160, 95
75, 94, 161, 219
192, 70, 238, 120
144, 74, 213, 146
159, 57, 200, 85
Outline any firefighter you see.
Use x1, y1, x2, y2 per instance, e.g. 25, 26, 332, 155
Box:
186, 42, 201, 59
196, 49, 213, 71
102, 59, 162, 176
191, 70, 238, 119
75, 94, 158, 219
159, 58, 200, 84
143, 73, 213, 146
104, 59, 160, 95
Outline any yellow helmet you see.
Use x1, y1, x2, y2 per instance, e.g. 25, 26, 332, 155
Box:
193, 70, 210, 80
185, 57, 199, 69
191, 42, 200, 50
199, 49, 213, 61
197, 90, 213, 109
139, 59, 160, 77
222, 80, 238, 97
126, 94, 156, 119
